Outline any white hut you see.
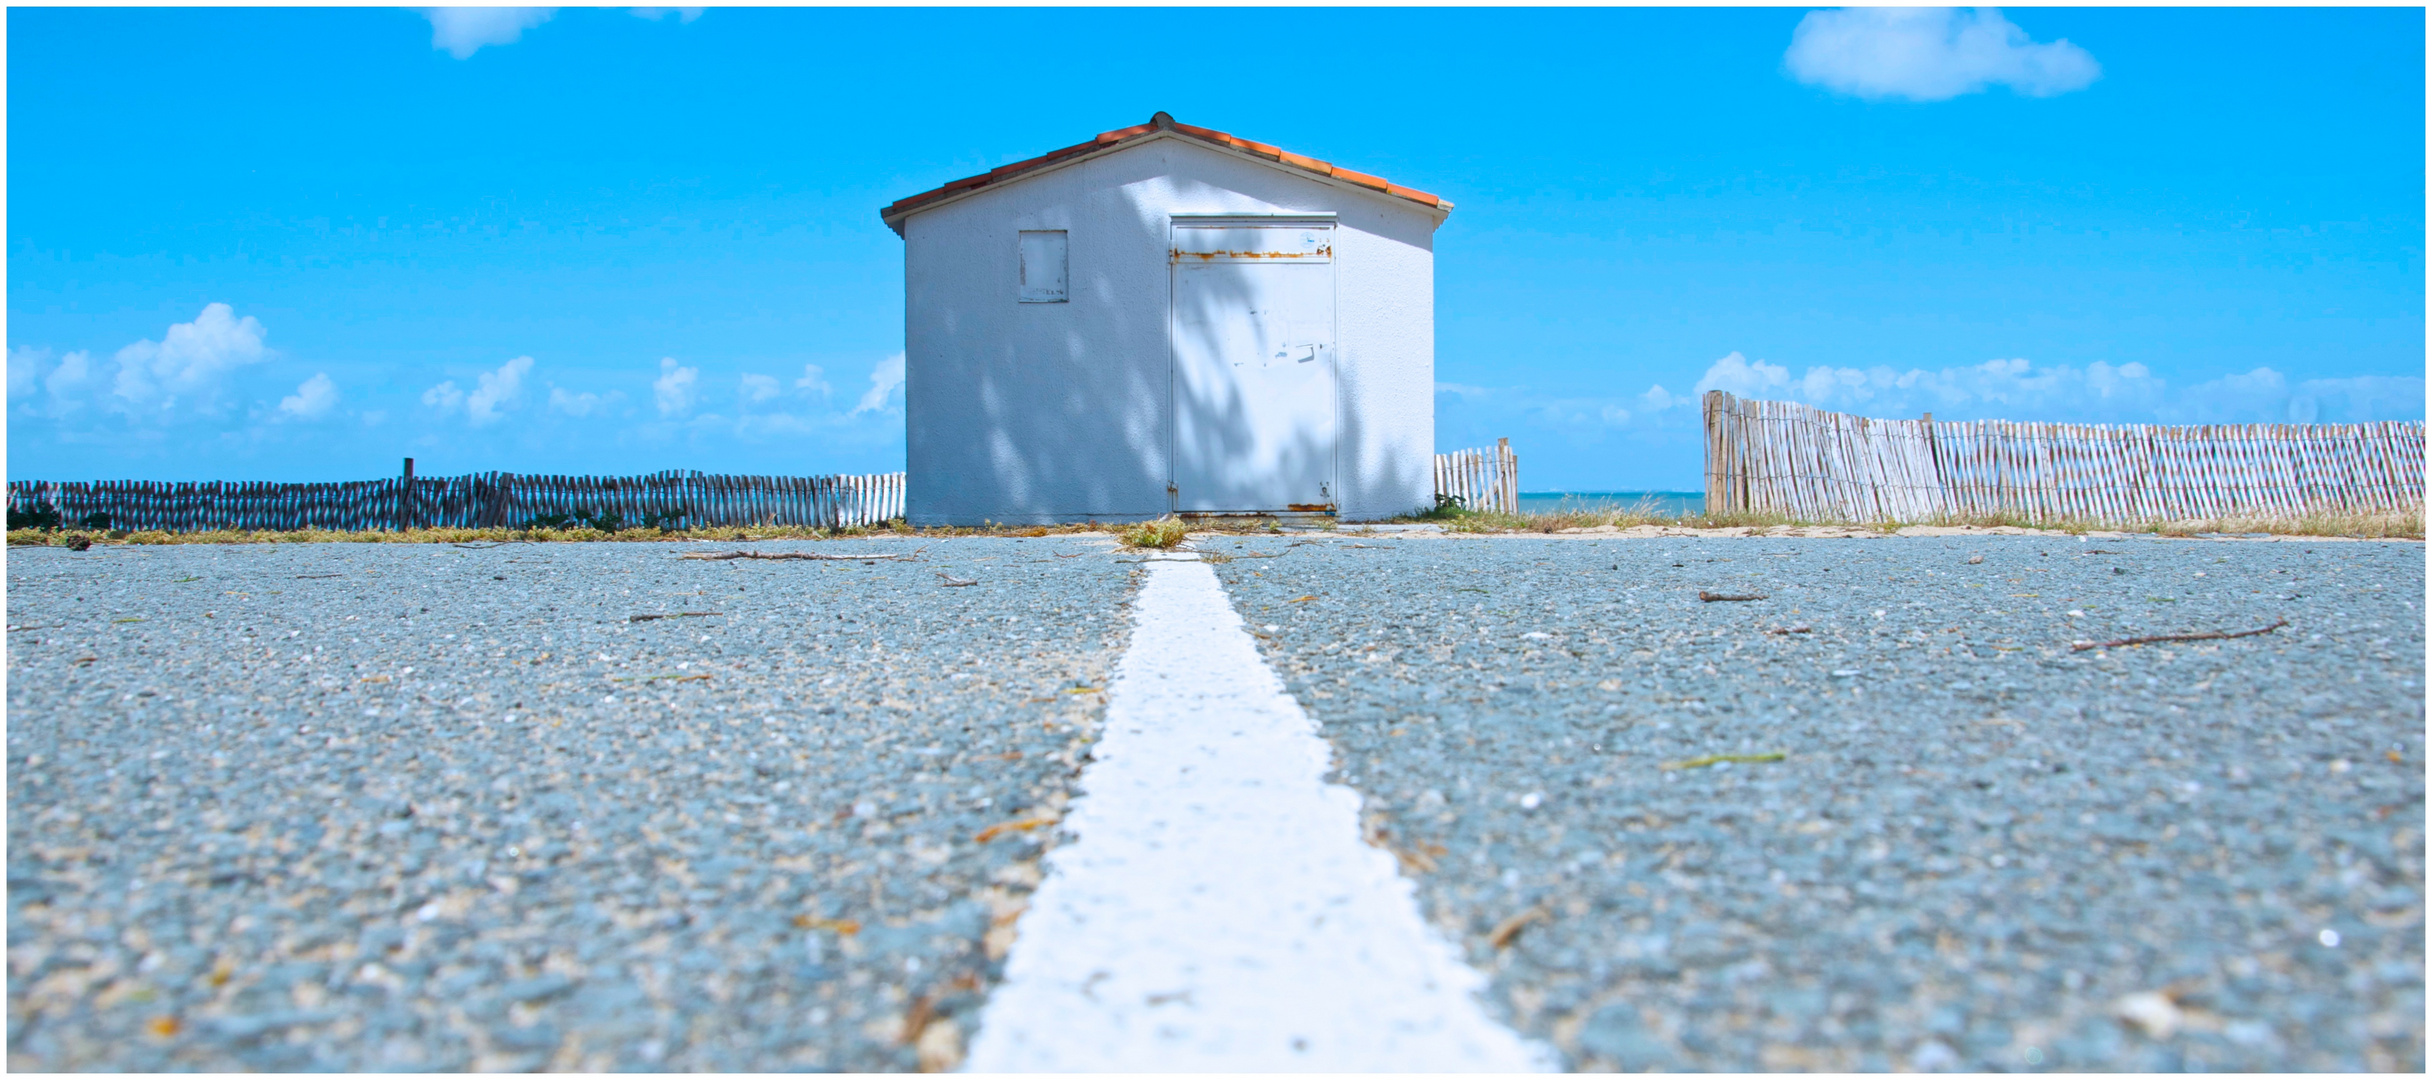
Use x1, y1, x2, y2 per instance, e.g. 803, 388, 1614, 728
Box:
882, 112, 1451, 525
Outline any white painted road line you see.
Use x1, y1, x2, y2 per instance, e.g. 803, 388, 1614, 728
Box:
964, 558, 1551, 1071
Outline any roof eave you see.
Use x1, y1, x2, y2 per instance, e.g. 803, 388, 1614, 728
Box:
880, 131, 1151, 236
881, 127, 1452, 237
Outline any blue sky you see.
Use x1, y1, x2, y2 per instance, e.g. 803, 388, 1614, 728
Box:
8, 6, 2423, 490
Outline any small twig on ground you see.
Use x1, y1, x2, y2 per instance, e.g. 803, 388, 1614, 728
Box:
2070, 617, 2289, 652
937, 572, 978, 587
1767, 624, 1813, 635
1366, 821, 1446, 874
294, 574, 344, 579
1698, 591, 1768, 602
679, 546, 924, 562
973, 816, 1056, 843
1488, 907, 1548, 949
1662, 752, 1786, 770
451, 541, 525, 549
792, 914, 860, 935
1053, 553, 1085, 559
899, 993, 938, 1046
629, 611, 722, 623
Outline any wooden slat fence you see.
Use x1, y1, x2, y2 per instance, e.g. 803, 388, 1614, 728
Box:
7, 470, 907, 533
1704, 390, 2427, 524
1435, 438, 1519, 514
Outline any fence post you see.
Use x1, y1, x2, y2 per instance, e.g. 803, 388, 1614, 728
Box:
483, 472, 509, 528
1494, 437, 1516, 514
1921, 411, 1939, 518
397, 458, 415, 531
1703, 392, 1720, 513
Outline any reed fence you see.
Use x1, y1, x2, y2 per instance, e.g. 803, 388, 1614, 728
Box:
7, 470, 907, 534
1704, 391, 2427, 524
1435, 439, 1519, 514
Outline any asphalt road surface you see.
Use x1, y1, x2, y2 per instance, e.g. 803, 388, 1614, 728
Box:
8, 531, 2424, 1071
7, 536, 1126, 1070
1213, 532, 2424, 1071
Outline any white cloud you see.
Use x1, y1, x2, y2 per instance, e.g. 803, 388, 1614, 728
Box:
794, 363, 832, 398
739, 373, 782, 404
422, 380, 465, 412
422, 7, 556, 59
547, 386, 618, 417
2284, 375, 2428, 424
7, 346, 95, 420
630, 7, 703, 22
467, 356, 534, 424
853, 353, 905, 415
277, 373, 339, 419
14, 308, 275, 425
108, 302, 270, 415
1689, 351, 1788, 399
2175, 370, 2427, 425
654, 358, 700, 417
8, 346, 46, 401
1439, 352, 2422, 465
1692, 351, 2166, 419
48, 352, 97, 403
425, 356, 532, 423
1785, 8, 2100, 102
1683, 352, 2425, 426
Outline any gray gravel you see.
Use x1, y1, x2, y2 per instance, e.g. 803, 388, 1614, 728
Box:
7, 536, 1129, 1070
1213, 533, 2424, 1071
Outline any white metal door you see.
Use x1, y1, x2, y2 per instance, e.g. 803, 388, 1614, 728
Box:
1169, 222, 1336, 512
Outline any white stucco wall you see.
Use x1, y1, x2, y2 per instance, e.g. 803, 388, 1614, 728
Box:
899, 135, 1439, 525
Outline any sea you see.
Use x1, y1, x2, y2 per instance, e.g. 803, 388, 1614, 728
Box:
1516, 491, 1706, 517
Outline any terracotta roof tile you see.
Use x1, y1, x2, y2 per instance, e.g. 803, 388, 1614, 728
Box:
1326, 166, 1391, 192
1228, 137, 1286, 159
882, 112, 1451, 228
1274, 150, 1332, 174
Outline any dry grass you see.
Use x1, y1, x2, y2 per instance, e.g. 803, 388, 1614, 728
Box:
2, 514, 1294, 550
2, 518, 1160, 548
1397, 503, 1809, 534
8, 503, 2417, 548
1391, 501, 2424, 540
8, 524, 890, 547
1883, 507, 2423, 539
2144, 507, 2424, 539
1116, 517, 1194, 549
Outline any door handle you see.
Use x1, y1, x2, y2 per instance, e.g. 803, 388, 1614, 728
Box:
1276, 344, 1321, 363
